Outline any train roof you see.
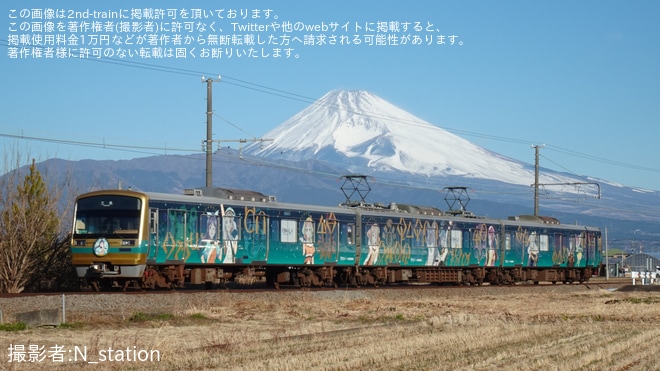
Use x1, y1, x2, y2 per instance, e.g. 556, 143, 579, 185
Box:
508, 214, 560, 225
76, 188, 600, 231
183, 187, 275, 202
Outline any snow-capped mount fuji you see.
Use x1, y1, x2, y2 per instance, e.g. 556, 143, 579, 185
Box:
246, 90, 574, 187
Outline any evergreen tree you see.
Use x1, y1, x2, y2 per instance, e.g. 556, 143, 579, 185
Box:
0, 159, 66, 293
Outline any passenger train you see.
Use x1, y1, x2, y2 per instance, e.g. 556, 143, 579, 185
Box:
70, 182, 601, 290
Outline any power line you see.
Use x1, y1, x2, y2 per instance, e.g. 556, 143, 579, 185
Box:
4, 129, 659, 218
214, 150, 660, 218
2, 38, 658, 179
213, 112, 256, 138
0, 132, 198, 155
0, 39, 553, 145
546, 145, 660, 174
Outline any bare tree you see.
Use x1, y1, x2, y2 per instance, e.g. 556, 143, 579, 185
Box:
0, 156, 68, 293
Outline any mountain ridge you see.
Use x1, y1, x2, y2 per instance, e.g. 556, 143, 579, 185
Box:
246, 90, 581, 188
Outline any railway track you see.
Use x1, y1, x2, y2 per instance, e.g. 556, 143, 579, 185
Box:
0, 276, 633, 299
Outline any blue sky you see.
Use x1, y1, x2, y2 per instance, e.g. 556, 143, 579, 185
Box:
2, 1, 660, 191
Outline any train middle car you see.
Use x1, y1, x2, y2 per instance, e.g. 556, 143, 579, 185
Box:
71, 188, 601, 290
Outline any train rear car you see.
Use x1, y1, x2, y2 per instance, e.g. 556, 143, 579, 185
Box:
346, 209, 601, 286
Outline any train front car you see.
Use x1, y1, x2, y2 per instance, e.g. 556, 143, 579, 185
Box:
71, 190, 149, 290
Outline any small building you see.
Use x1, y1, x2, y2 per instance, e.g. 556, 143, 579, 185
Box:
621, 253, 660, 275
602, 256, 624, 277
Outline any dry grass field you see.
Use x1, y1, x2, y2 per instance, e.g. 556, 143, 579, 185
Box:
1, 279, 659, 370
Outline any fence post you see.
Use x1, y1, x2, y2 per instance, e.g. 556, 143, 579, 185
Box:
62, 294, 66, 324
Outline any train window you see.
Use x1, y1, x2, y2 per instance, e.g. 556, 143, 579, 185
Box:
75, 219, 86, 233
270, 220, 280, 241
365, 222, 380, 248
426, 221, 438, 248
167, 209, 187, 242
281, 219, 297, 243
201, 214, 220, 242
74, 212, 140, 236
301, 217, 314, 244
439, 229, 449, 249
77, 195, 141, 211
346, 223, 354, 245
339, 223, 355, 246
222, 213, 239, 242
450, 230, 462, 249
150, 209, 158, 234
504, 233, 511, 250
539, 234, 549, 252
382, 220, 396, 247
570, 233, 585, 253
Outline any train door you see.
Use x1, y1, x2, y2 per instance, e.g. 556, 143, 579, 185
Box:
339, 222, 356, 264
316, 212, 340, 264
242, 208, 268, 263
584, 231, 599, 267
499, 224, 513, 267
163, 209, 187, 262
148, 208, 159, 263
354, 211, 362, 266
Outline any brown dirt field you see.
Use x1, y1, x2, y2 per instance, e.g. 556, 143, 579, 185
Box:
1, 278, 659, 370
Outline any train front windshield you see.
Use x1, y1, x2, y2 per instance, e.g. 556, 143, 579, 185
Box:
74, 195, 142, 237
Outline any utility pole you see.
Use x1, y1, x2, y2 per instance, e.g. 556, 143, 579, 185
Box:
529, 145, 601, 217
202, 76, 220, 188
605, 227, 609, 281
532, 144, 544, 216
201, 75, 273, 189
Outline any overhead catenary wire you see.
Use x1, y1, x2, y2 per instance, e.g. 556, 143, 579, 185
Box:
0, 38, 558, 145
0, 132, 198, 155
216, 149, 660, 218
2, 130, 659, 219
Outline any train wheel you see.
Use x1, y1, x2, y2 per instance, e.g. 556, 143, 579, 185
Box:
89, 280, 101, 292
122, 280, 143, 291
339, 269, 359, 287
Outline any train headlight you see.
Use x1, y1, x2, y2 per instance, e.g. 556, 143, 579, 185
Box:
75, 240, 86, 246
121, 240, 135, 246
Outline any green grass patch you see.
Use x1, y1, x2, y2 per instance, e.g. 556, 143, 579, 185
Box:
0, 322, 27, 331
129, 312, 175, 322
59, 321, 86, 329
624, 297, 660, 304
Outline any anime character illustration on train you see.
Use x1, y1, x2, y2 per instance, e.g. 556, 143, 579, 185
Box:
222, 205, 238, 264
301, 216, 315, 264
70, 182, 601, 290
